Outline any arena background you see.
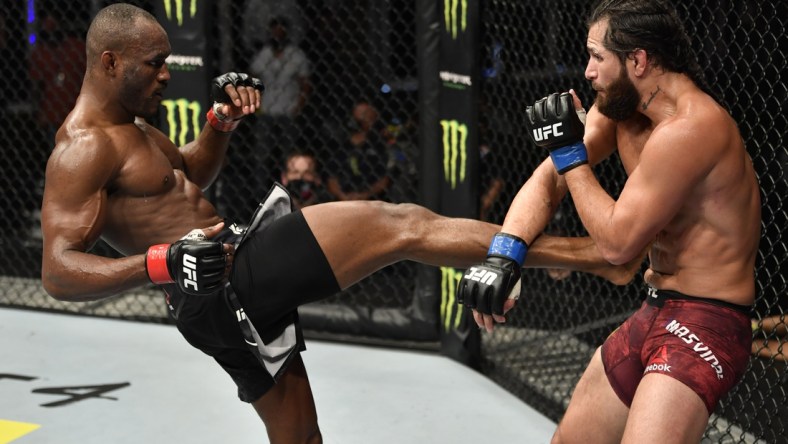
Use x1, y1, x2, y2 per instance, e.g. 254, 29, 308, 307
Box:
0, 0, 785, 442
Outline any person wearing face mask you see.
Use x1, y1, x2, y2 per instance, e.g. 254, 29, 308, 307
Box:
280, 150, 329, 209
248, 16, 312, 180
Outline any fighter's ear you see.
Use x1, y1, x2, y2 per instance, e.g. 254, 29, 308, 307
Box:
630, 48, 648, 76
101, 51, 118, 74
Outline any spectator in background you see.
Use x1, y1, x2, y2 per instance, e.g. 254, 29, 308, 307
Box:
248, 16, 312, 175
280, 150, 330, 209
241, 0, 304, 61
326, 99, 391, 201
29, 13, 86, 147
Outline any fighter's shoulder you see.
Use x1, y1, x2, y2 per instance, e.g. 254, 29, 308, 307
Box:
676, 91, 733, 129
661, 95, 735, 149
49, 124, 124, 173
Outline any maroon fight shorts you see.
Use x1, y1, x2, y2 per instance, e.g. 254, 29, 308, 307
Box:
601, 287, 752, 414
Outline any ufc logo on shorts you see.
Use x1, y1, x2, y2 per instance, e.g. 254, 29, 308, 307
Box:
464, 267, 498, 285
532, 123, 564, 142
182, 253, 199, 291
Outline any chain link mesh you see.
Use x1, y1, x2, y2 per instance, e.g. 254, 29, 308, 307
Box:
0, 1, 785, 441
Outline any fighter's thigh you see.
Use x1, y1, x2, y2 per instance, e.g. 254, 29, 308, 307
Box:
251, 353, 322, 444
622, 373, 708, 444
552, 347, 628, 444
301, 201, 426, 289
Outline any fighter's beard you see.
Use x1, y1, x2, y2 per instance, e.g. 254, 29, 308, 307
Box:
595, 66, 640, 121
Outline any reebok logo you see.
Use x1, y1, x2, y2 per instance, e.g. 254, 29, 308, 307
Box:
645, 363, 671, 372
463, 267, 497, 285
532, 123, 563, 142
182, 253, 198, 291
644, 346, 671, 374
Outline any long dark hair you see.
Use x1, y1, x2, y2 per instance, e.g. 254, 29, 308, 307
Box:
587, 0, 718, 101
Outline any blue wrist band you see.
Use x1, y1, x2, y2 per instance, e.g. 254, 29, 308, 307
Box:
550, 141, 588, 174
488, 233, 528, 266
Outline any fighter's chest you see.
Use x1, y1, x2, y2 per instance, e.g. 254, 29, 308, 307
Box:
110, 135, 178, 198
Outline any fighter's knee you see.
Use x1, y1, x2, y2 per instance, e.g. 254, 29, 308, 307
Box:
384, 203, 435, 237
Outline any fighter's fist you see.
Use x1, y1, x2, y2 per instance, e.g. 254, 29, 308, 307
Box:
207, 72, 264, 131
211, 72, 265, 104
456, 233, 527, 317
146, 240, 226, 296
525, 92, 587, 174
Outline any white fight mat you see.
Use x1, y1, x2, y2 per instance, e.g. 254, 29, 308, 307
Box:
0, 307, 556, 443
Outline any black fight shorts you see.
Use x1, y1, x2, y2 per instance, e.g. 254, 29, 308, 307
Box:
166, 184, 340, 403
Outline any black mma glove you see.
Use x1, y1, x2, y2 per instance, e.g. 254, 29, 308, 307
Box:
456, 233, 528, 316
211, 72, 265, 103
206, 72, 265, 132
525, 92, 587, 174
146, 240, 226, 296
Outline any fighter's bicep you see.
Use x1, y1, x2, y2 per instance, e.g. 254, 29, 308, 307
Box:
42, 136, 117, 250
613, 130, 709, 238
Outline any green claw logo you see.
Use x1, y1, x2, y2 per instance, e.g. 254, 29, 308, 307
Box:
163, 0, 197, 26
440, 267, 464, 332
440, 119, 468, 189
443, 0, 468, 39
161, 99, 201, 146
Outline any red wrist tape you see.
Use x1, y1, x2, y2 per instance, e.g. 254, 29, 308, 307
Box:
146, 244, 174, 284
206, 107, 240, 132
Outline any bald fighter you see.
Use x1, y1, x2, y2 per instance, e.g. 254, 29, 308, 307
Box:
41, 4, 639, 443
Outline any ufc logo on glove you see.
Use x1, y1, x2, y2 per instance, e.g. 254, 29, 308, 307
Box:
531, 123, 564, 142
463, 267, 499, 285
181, 253, 199, 291
146, 239, 226, 296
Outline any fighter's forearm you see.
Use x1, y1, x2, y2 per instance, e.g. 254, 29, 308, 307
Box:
180, 124, 233, 190
525, 234, 604, 268
42, 252, 150, 302
501, 159, 568, 245
525, 234, 643, 285
564, 164, 644, 265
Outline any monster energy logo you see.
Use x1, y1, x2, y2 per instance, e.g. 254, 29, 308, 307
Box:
444, 0, 468, 39
163, 0, 197, 26
161, 99, 201, 146
440, 267, 464, 332
440, 119, 467, 189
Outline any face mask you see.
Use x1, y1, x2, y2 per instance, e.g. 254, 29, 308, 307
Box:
286, 179, 315, 202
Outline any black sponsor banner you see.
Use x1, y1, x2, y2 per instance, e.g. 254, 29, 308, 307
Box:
438, 0, 479, 218
154, 0, 210, 145
437, 0, 481, 368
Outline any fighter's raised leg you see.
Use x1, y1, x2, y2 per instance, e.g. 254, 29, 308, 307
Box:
301, 200, 639, 291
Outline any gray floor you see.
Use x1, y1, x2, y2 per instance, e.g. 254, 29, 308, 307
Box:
0, 307, 556, 444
